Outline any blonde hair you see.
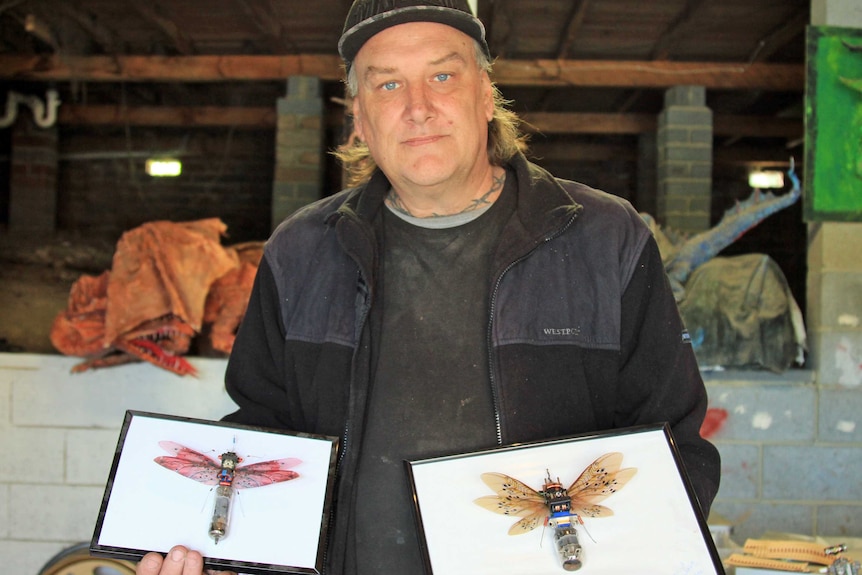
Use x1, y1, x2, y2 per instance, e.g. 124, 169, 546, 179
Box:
334, 41, 528, 187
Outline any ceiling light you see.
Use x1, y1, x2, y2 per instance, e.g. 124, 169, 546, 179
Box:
145, 158, 182, 177
748, 169, 784, 189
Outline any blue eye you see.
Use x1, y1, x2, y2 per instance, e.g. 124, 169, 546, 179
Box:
434, 73, 451, 82
382, 81, 398, 91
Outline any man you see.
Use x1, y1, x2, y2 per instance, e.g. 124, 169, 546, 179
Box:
137, 1, 720, 574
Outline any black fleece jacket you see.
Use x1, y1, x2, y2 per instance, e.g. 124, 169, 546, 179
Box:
223, 152, 720, 574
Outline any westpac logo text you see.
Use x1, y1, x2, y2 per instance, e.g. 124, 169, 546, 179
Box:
543, 327, 581, 336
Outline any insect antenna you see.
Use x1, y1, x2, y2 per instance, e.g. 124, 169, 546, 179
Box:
198, 487, 215, 514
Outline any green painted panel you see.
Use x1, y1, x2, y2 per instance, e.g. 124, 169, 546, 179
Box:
805, 26, 862, 221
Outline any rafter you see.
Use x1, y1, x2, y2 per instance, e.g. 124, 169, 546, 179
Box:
0, 54, 804, 91
130, 1, 194, 55
491, 59, 802, 90
48, 2, 120, 53
649, 0, 709, 60
487, 0, 512, 59
746, 8, 808, 63
616, 0, 708, 114
522, 111, 800, 138
530, 140, 795, 167
234, 0, 295, 53
555, 0, 590, 59
57, 104, 801, 140
58, 104, 277, 127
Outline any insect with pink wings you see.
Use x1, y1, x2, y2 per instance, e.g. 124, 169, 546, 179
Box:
474, 452, 637, 571
154, 440, 302, 544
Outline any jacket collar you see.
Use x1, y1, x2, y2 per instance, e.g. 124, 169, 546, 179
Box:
508, 150, 582, 239
333, 151, 581, 232
330, 151, 583, 278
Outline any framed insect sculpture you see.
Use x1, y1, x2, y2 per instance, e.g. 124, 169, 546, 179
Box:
90, 410, 339, 575
406, 423, 724, 575
153, 439, 302, 545
474, 452, 638, 571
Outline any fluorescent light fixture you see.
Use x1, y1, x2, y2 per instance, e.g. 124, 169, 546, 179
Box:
748, 169, 784, 189
146, 158, 182, 177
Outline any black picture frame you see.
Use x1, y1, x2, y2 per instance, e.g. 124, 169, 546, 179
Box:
406, 423, 724, 574
90, 410, 339, 575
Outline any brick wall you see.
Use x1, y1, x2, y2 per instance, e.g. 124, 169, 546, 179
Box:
9, 116, 58, 234
2, 352, 861, 573
56, 128, 276, 244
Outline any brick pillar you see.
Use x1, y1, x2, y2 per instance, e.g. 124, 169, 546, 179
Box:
8, 114, 58, 235
808, 0, 862, 377
656, 85, 713, 233
271, 76, 323, 230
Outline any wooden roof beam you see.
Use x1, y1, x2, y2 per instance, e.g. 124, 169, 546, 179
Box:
493, 59, 803, 90
523, 112, 801, 138
58, 104, 277, 128
614, 0, 708, 112
57, 104, 801, 140
530, 140, 796, 166
0, 54, 804, 90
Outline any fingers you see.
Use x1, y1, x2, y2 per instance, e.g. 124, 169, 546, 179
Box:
136, 551, 165, 575
136, 546, 206, 575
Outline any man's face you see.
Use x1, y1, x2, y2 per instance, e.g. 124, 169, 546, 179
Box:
351, 21, 495, 196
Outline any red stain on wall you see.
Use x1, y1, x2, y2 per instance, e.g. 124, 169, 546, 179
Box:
700, 407, 729, 439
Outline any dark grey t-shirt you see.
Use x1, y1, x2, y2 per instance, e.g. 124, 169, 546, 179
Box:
351, 172, 515, 574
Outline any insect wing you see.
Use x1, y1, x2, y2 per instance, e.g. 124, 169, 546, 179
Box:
507, 509, 548, 535
475, 472, 549, 535
154, 441, 221, 485
233, 457, 302, 489
566, 452, 637, 517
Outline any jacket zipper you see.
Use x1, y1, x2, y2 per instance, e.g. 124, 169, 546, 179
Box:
486, 209, 580, 446
321, 240, 374, 574
320, 427, 349, 574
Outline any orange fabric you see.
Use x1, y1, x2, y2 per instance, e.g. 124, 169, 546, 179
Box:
103, 218, 238, 345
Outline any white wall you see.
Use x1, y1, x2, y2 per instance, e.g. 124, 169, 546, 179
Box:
0, 353, 236, 575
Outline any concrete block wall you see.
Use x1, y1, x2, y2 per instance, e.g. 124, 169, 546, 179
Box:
3, 352, 862, 573
706, 369, 862, 544
807, 222, 862, 386
0, 353, 236, 575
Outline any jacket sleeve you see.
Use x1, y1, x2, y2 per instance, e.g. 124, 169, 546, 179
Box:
617, 237, 721, 517
222, 257, 294, 430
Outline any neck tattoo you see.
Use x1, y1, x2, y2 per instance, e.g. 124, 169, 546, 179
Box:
386, 170, 506, 218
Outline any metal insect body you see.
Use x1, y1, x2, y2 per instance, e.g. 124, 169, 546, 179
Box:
154, 440, 301, 544
474, 452, 637, 571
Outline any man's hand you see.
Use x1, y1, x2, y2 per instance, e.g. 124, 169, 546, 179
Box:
136, 545, 236, 575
